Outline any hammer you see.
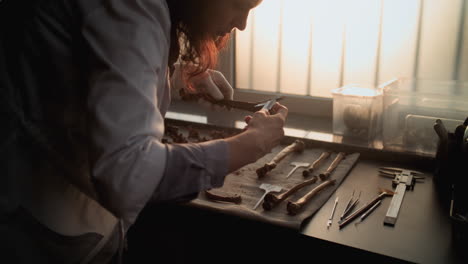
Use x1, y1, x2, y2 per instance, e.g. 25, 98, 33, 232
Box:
256, 140, 305, 178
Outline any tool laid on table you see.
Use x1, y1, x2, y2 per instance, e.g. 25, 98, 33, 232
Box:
319, 152, 346, 181
327, 197, 339, 228
287, 179, 336, 215
302, 151, 331, 177
355, 199, 382, 226
253, 183, 282, 210
179, 89, 284, 112
256, 140, 305, 178
338, 188, 394, 229
379, 167, 425, 226
339, 190, 361, 220
262, 176, 318, 210
285, 162, 310, 179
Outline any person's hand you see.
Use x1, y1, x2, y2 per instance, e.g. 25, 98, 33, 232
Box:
243, 103, 288, 155
170, 63, 233, 110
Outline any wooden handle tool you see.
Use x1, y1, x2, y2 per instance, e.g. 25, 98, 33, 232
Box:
262, 176, 318, 210
256, 140, 305, 178
319, 152, 346, 181
287, 179, 336, 215
302, 151, 331, 177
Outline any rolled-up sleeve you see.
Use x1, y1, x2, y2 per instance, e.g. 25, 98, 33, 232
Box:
81, 0, 228, 229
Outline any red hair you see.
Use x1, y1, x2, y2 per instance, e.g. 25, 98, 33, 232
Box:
167, 0, 230, 89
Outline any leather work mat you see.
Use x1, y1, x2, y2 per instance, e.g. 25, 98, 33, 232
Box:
191, 146, 360, 230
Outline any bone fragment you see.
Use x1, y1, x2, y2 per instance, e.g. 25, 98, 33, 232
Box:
286, 179, 336, 215
262, 176, 318, 210
302, 151, 331, 177
256, 140, 305, 178
319, 152, 346, 181
204, 190, 242, 204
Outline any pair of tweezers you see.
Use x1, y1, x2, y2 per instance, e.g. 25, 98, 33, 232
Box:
340, 190, 361, 220
216, 96, 284, 112
179, 89, 283, 112
179, 88, 284, 112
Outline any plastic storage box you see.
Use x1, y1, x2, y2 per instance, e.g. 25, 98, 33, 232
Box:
332, 85, 383, 143
381, 78, 468, 156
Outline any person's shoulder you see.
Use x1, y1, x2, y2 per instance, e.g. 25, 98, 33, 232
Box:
77, 0, 170, 25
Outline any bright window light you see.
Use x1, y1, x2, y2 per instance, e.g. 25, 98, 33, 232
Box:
236, 0, 468, 98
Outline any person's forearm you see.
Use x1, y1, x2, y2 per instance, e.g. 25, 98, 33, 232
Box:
225, 130, 267, 173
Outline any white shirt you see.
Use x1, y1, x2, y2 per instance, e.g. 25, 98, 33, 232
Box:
3, 0, 229, 231
81, 0, 229, 229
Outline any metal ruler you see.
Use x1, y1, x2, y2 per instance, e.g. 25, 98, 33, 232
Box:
384, 183, 406, 225
379, 167, 424, 226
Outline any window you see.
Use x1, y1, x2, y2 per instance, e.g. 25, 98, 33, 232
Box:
169, 0, 468, 146
224, 0, 468, 103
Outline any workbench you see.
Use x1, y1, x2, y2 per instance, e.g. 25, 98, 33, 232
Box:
124, 117, 465, 264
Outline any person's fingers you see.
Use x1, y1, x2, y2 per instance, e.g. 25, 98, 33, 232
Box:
252, 109, 270, 119
197, 75, 224, 100
270, 102, 288, 119
244, 115, 252, 124
210, 70, 234, 100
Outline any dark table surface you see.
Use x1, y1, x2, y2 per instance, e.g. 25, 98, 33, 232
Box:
125, 119, 466, 264
301, 157, 462, 264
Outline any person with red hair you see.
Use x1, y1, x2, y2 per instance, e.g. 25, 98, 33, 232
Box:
0, 0, 286, 263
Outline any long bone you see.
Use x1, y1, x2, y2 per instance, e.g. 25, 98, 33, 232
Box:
204, 190, 242, 204
256, 140, 305, 178
302, 151, 331, 177
286, 179, 336, 215
262, 176, 318, 210
319, 152, 346, 181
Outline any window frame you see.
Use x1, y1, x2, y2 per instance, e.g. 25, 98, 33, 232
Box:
217, 34, 333, 119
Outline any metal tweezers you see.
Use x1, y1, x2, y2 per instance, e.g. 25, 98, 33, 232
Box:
179, 88, 284, 112
214, 96, 284, 112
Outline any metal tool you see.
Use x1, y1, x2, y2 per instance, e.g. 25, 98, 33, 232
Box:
339, 188, 394, 229
379, 167, 425, 226
340, 190, 361, 220
219, 96, 284, 112
253, 183, 282, 210
179, 89, 284, 112
285, 162, 310, 179
258, 96, 283, 112
345, 191, 361, 216
360, 199, 381, 221
327, 197, 339, 228
224, 96, 284, 112
355, 200, 382, 226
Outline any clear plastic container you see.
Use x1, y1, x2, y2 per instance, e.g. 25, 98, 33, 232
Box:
332, 85, 383, 143
381, 78, 468, 156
